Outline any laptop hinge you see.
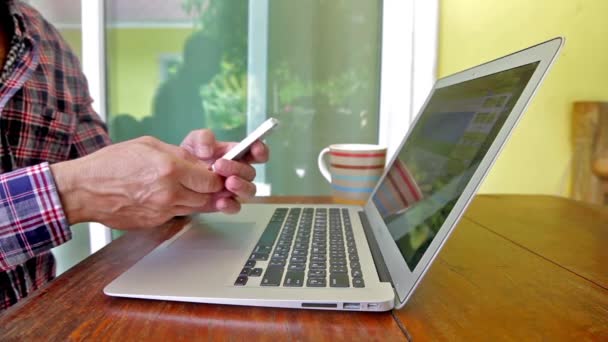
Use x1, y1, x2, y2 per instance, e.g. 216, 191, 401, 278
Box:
358, 211, 393, 284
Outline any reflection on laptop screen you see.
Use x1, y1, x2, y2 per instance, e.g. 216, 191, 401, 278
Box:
372, 62, 539, 271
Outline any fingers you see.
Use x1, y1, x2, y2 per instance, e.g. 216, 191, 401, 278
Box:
225, 176, 257, 199
215, 141, 269, 164
212, 157, 258, 200
213, 159, 256, 181
207, 190, 241, 213
153, 140, 224, 194
174, 186, 214, 207
178, 162, 224, 194
157, 132, 266, 213
215, 197, 241, 214
242, 141, 269, 164
181, 191, 241, 215
180, 129, 217, 160
180, 130, 269, 164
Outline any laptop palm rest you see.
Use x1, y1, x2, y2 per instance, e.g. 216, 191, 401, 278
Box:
104, 219, 260, 296
167, 220, 257, 251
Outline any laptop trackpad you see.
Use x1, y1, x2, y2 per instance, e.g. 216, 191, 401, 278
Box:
167, 220, 256, 251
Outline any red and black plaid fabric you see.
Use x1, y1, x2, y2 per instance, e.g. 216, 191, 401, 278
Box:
0, 0, 111, 311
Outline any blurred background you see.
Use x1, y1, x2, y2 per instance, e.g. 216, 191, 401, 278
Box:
24, 0, 608, 273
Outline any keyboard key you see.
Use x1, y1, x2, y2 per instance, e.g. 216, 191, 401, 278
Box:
309, 262, 326, 270
258, 222, 282, 247
283, 271, 305, 287
269, 259, 286, 267
292, 249, 308, 257
330, 265, 348, 274
294, 238, 309, 244
308, 269, 326, 277
250, 253, 269, 261
352, 277, 365, 288
234, 275, 248, 286
293, 242, 308, 249
272, 251, 289, 259
313, 248, 328, 255
245, 260, 256, 268
330, 260, 347, 267
330, 252, 346, 259
240, 267, 251, 276
330, 273, 349, 287
288, 263, 306, 272
274, 245, 289, 253
351, 269, 362, 278
290, 256, 307, 264
254, 245, 273, 254
307, 277, 326, 287
311, 255, 326, 262
250, 268, 263, 277
261, 266, 284, 286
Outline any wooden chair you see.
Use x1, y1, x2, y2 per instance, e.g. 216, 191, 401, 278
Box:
572, 102, 608, 205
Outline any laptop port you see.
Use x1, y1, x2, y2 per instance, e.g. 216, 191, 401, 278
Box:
367, 303, 379, 309
343, 303, 361, 310
302, 303, 337, 308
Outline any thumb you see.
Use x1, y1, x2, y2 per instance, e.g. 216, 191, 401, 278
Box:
181, 129, 217, 160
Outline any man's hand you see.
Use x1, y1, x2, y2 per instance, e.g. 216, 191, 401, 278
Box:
180, 129, 270, 213
50, 136, 224, 230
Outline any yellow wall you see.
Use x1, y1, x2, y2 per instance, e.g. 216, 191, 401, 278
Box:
58, 29, 82, 60
439, 0, 608, 195
106, 28, 193, 120
60, 28, 192, 120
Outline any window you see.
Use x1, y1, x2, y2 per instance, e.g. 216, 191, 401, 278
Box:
105, 0, 382, 196
23, 0, 438, 250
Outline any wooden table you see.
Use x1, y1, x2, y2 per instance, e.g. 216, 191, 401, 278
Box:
1, 195, 607, 341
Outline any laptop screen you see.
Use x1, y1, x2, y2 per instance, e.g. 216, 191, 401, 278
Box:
372, 62, 539, 271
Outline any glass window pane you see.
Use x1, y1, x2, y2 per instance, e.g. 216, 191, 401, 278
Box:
105, 0, 382, 196
267, 0, 381, 195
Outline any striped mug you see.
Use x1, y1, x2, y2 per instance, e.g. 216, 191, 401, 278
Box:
317, 144, 387, 205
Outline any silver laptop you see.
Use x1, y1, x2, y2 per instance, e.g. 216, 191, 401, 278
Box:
104, 38, 563, 311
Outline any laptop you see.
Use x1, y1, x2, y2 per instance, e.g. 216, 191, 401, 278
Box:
104, 38, 563, 311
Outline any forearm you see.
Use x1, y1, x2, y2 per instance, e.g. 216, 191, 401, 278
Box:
0, 163, 71, 271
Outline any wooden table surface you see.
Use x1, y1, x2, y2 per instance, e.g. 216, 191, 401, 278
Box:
1, 195, 606, 341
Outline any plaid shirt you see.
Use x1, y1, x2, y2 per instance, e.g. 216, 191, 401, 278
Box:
0, 1, 111, 311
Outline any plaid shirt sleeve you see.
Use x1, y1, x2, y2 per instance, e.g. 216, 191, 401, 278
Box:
0, 162, 70, 272
69, 52, 112, 157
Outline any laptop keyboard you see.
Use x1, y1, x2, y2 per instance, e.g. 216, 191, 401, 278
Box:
233, 208, 365, 288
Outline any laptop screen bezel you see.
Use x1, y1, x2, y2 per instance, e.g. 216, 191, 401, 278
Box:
362, 37, 564, 308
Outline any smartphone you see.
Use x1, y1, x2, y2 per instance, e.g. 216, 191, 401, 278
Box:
219, 117, 279, 161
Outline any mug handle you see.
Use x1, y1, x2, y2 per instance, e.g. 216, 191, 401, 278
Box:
317, 147, 332, 183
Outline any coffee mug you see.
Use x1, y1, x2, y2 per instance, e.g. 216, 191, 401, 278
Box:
317, 144, 387, 205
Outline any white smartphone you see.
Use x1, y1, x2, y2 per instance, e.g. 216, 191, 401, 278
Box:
219, 117, 279, 161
